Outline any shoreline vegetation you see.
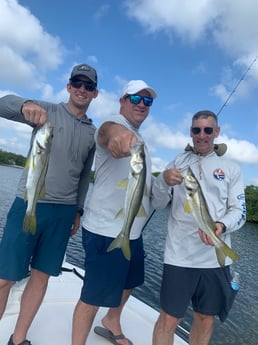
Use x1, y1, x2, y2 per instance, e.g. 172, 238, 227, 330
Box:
1, 149, 257, 223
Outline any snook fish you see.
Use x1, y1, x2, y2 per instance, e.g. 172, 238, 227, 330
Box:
183, 167, 239, 267
23, 122, 53, 234
107, 142, 147, 260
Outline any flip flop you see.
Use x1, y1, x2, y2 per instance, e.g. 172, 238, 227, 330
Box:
94, 326, 133, 345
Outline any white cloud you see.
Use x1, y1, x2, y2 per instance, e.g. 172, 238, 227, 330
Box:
88, 89, 120, 121
140, 117, 258, 169
0, 0, 64, 88
125, 0, 220, 42
220, 135, 258, 164
124, 0, 258, 103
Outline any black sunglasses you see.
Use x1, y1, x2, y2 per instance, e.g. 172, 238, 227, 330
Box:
70, 79, 96, 91
125, 94, 153, 107
191, 127, 214, 135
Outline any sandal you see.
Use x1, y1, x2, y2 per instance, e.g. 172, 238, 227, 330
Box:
7, 334, 31, 345
94, 326, 133, 345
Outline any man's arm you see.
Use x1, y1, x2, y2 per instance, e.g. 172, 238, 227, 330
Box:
98, 121, 138, 158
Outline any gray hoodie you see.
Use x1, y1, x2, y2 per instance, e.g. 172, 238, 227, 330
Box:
0, 95, 96, 209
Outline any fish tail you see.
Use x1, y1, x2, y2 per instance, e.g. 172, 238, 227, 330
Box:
107, 234, 131, 260
215, 242, 239, 267
23, 213, 37, 234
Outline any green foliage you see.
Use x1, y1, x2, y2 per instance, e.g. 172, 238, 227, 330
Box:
0, 149, 257, 223
0, 149, 26, 167
245, 185, 258, 222
90, 170, 95, 183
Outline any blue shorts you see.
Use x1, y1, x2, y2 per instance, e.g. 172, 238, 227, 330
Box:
160, 264, 237, 322
80, 228, 145, 307
0, 197, 77, 281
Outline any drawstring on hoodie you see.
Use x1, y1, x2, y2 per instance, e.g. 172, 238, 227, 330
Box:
71, 117, 82, 161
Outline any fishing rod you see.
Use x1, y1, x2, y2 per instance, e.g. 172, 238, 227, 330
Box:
143, 55, 258, 231
216, 55, 258, 116
141, 208, 156, 233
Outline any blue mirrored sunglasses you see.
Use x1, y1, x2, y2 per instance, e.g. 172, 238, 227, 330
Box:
70, 79, 96, 91
125, 94, 153, 107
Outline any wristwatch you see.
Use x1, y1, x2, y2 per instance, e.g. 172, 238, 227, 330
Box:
77, 207, 84, 217
217, 222, 226, 233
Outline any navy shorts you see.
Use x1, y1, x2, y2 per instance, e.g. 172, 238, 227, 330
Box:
80, 228, 145, 307
160, 264, 237, 322
0, 197, 77, 281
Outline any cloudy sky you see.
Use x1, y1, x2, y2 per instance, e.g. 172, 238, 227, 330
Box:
0, 0, 257, 186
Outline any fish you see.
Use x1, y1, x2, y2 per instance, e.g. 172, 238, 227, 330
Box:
107, 142, 147, 260
23, 122, 53, 234
183, 167, 239, 267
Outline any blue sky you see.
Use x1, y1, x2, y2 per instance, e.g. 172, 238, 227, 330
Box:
0, 0, 257, 186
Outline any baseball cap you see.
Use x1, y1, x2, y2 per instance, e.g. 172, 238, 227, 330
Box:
121, 80, 157, 98
70, 64, 97, 85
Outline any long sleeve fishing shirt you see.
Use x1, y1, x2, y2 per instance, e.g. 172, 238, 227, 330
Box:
151, 149, 246, 268
0, 95, 96, 209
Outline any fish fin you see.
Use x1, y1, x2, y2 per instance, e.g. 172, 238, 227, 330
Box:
215, 248, 226, 267
184, 201, 191, 213
107, 234, 131, 260
116, 178, 128, 189
137, 204, 147, 217
39, 184, 46, 198
115, 208, 124, 219
23, 213, 37, 234
24, 158, 30, 169
215, 242, 239, 267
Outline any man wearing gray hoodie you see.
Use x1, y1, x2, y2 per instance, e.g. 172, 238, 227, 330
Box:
0, 64, 98, 345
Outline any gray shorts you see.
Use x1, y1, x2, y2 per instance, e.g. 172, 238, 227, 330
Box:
160, 264, 237, 322
0, 197, 77, 280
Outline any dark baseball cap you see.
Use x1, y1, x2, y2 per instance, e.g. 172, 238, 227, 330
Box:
70, 64, 97, 85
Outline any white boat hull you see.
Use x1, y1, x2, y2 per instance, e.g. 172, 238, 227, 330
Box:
1, 262, 188, 344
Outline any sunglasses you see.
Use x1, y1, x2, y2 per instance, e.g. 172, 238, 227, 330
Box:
70, 79, 96, 91
125, 95, 153, 107
191, 127, 214, 135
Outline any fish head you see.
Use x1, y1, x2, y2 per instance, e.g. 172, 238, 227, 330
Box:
184, 167, 199, 196
35, 122, 54, 153
130, 142, 145, 174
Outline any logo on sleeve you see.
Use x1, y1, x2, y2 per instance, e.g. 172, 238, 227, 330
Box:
213, 168, 225, 181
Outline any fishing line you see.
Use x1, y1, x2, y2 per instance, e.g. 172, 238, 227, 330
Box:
143, 56, 257, 232
216, 55, 258, 116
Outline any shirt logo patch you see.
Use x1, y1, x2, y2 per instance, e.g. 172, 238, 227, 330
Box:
213, 168, 225, 181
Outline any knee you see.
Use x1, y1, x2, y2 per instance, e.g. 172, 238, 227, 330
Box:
156, 310, 180, 333
194, 312, 214, 328
29, 269, 50, 288
0, 279, 14, 290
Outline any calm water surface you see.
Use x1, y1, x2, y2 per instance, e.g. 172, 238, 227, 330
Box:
0, 165, 257, 345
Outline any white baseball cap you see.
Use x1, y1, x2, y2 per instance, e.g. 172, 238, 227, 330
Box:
121, 80, 157, 98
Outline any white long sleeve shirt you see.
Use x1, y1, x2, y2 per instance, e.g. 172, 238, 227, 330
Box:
151, 150, 246, 268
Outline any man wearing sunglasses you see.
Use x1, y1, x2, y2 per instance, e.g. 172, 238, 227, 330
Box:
152, 110, 246, 345
72, 80, 157, 345
0, 63, 98, 345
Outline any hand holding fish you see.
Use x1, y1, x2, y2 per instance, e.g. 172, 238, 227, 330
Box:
198, 222, 225, 246
99, 123, 138, 158
21, 101, 47, 126
163, 168, 184, 186
184, 167, 239, 266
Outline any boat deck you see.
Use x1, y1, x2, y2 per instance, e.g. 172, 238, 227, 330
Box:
1, 264, 188, 345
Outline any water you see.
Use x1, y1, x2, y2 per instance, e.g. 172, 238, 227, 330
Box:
0, 165, 257, 345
